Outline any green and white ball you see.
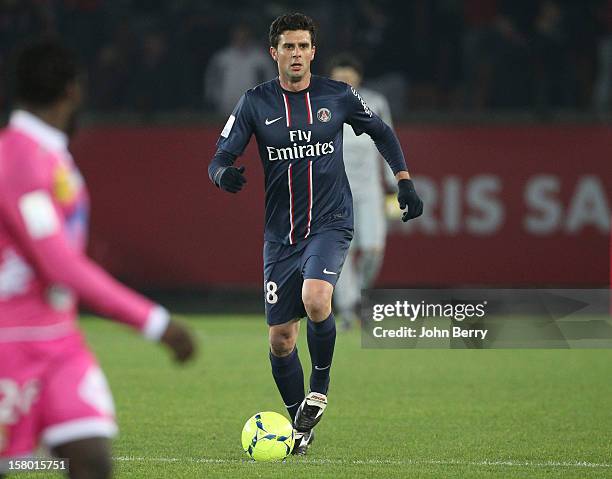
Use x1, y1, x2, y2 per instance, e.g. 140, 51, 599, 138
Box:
241, 411, 294, 461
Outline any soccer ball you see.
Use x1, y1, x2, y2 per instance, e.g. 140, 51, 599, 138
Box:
241, 411, 294, 461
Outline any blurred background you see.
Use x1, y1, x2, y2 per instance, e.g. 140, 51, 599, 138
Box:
4, 0, 612, 118
1, 0, 610, 308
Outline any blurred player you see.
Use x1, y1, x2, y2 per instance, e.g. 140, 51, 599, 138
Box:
208, 13, 423, 454
330, 54, 397, 329
0, 41, 196, 479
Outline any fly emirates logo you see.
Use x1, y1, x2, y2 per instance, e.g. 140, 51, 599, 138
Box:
267, 130, 334, 161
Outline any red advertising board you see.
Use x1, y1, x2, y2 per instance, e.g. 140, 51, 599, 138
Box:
71, 125, 611, 288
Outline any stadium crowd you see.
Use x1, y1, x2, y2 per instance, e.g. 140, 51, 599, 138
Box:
0, 0, 611, 118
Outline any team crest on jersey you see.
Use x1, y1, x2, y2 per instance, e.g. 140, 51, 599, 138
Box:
53, 165, 81, 205
317, 108, 331, 123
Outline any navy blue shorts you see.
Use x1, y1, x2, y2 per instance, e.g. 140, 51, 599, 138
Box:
263, 229, 353, 326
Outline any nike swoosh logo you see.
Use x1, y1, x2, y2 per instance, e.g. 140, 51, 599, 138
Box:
323, 269, 337, 275
265, 116, 283, 125
314, 365, 331, 370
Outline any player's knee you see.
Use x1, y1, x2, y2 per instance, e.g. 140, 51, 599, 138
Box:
53, 438, 112, 479
302, 289, 332, 322
364, 247, 384, 256
269, 330, 297, 356
75, 451, 112, 479
68, 450, 111, 479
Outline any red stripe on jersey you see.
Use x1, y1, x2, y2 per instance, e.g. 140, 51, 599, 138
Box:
283, 93, 291, 128
288, 163, 295, 244
305, 92, 313, 124
305, 160, 313, 238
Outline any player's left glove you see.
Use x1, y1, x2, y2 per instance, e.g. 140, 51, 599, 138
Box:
397, 179, 423, 222
215, 166, 247, 193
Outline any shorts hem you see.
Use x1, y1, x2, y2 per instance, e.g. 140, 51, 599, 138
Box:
41, 417, 118, 448
266, 316, 304, 326
302, 273, 338, 286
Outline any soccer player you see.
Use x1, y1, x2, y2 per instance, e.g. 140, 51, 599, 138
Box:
208, 13, 423, 455
0, 41, 195, 479
330, 54, 397, 330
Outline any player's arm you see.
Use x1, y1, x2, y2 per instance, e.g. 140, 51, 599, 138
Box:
344, 86, 423, 221
0, 156, 195, 361
208, 92, 255, 194
376, 96, 401, 191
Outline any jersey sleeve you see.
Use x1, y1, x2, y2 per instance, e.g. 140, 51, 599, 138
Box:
0, 150, 169, 340
216, 92, 255, 156
344, 85, 408, 175
375, 95, 400, 189
344, 85, 381, 137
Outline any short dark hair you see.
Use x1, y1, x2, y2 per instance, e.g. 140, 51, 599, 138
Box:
10, 39, 79, 108
269, 12, 316, 48
328, 53, 364, 77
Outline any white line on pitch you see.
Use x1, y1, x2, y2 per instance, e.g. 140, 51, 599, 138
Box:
113, 456, 612, 468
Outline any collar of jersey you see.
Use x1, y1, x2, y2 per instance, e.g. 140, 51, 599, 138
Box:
9, 109, 68, 152
275, 76, 314, 95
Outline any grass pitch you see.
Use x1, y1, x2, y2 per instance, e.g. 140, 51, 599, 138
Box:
25, 315, 612, 478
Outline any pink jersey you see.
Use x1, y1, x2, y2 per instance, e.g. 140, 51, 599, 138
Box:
0, 110, 168, 342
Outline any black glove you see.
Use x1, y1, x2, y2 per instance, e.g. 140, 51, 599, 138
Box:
216, 166, 247, 193
397, 179, 423, 222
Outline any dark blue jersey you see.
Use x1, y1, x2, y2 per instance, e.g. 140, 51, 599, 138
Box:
214, 75, 407, 245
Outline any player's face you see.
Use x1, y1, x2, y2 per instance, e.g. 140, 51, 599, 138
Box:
270, 30, 315, 82
330, 66, 362, 89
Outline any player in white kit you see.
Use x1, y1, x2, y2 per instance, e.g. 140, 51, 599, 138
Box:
330, 55, 397, 329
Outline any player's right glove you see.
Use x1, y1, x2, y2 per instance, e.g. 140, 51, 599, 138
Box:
397, 179, 423, 222
215, 166, 247, 193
